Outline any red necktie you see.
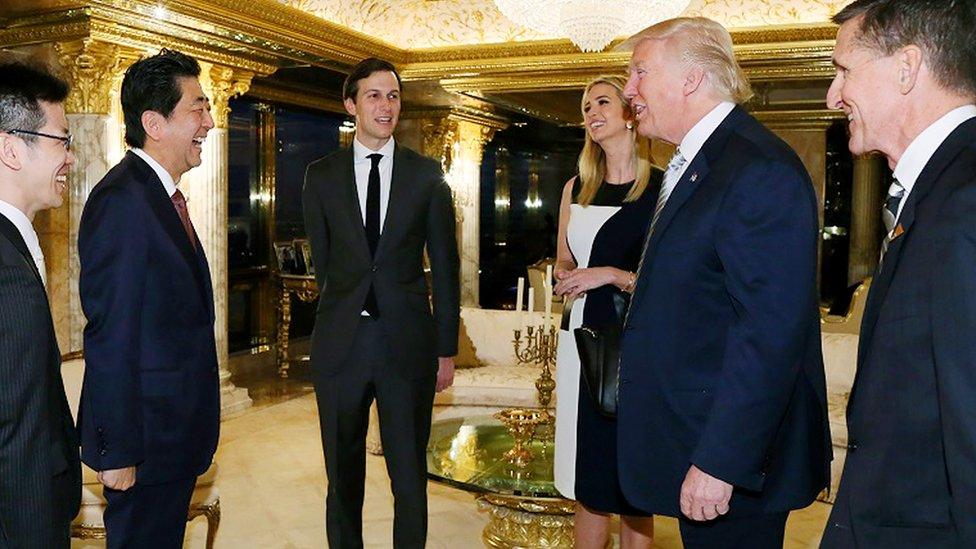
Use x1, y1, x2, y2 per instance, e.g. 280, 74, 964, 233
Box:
171, 189, 198, 250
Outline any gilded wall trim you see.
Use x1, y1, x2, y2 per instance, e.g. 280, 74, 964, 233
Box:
753, 109, 845, 129
205, 65, 255, 128
402, 106, 509, 131
55, 38, 133, 114
247, 82, 347, 114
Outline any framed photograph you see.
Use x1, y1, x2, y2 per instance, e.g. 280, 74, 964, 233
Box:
273, 241, 298, 274
296, 239, 315, 276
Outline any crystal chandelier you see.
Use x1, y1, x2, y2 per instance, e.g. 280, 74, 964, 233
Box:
495, 0, 692, 52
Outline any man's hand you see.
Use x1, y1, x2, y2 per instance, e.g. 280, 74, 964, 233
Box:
435, 356, 455, 393
680, 465, 733, 521
98, 466, 137, 491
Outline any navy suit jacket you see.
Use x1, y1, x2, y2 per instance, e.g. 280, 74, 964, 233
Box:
618, 106, 831, 517
823, 117, 976, 548
78, 151, 220, 484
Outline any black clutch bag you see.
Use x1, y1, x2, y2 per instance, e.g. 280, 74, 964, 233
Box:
573, 292, 627, 418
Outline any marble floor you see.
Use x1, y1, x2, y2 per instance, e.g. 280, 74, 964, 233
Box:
74, 359, 832, 548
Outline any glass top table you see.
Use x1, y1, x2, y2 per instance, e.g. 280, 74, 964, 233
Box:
426, 414, 562, 498
426, 415, 576, 547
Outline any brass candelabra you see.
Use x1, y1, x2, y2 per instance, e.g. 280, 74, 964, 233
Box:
494, 321, 559, 469
513, 323, 559, 412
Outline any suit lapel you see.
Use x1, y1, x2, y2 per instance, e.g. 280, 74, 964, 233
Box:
0, 213, 44, 287
128, 152, 209, 305
338, 147, 372, 260
376, 144, 411, 259
631, 106, 743, 308
0, 212, 60, 363
853, 118, 976, 390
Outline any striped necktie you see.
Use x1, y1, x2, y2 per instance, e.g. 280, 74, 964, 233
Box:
879, 178, 905, 262
622, 148, 688, 326
633, 149, 687, 278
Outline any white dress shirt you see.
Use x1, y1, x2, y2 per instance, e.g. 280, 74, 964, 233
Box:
891, 105, 976, 224
131, 147, 178, 198
352, 136, 395, 231
669, 101, 736, 189
0, 199, 46, 287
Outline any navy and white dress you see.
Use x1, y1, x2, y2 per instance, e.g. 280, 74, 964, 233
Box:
553, 172, 661, 513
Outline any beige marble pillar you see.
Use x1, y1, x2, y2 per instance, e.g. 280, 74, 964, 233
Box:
416, 116, 499, 306
184, 63, 254, 417
44, 39, 133, 353
449, 121, 495, 306
848, 154, 886, 284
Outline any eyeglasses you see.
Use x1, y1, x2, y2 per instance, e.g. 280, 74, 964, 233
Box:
5, 129, 73, 151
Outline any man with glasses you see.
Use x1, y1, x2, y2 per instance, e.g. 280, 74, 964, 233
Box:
0, 60, 81, 548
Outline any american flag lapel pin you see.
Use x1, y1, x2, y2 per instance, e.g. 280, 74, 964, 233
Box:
892, 223, 905, 239
690, 172, 699, 182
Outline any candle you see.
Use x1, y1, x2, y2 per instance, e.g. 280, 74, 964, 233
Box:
516, 277, 524, 313
544, 265, 554, 329
527, 287, 535, 314
544, 281, 553, 327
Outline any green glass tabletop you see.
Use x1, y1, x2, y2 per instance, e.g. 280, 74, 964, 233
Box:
426, 415, 562, 498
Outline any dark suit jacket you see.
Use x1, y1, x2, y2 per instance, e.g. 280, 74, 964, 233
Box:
302, 143, 459, 378
0, 215, 80, 548
78, 151, 220, 485
618, 106, 831, 517
823, 117, 976, 547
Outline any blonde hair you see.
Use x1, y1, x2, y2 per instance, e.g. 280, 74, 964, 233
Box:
576, 75, 654, 207
628, 17, 753, 104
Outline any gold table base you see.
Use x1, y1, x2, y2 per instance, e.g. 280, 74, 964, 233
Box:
477, 494, 575, 549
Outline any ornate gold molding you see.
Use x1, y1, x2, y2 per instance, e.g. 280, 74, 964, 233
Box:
420, 117, 457, 172
2, 3, 278, 77
753, 108, 845, 130
204, 64, 254, 128
247, 81, 346, 114
456, 119, 497, 161
55, 38, 132, 114
414, 106, 508, 172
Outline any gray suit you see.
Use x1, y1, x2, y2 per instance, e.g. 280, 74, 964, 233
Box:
302, 143, 459, 548
0, 214, 80, 549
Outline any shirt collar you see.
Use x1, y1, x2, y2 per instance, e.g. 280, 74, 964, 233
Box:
130, 147, 178, 197
0, 198, 42, 258
893, 105, 976, 195
678, 101, 736, 163
353, 136, 395, 163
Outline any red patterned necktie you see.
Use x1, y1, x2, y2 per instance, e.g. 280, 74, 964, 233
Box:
171, 189, 198, 250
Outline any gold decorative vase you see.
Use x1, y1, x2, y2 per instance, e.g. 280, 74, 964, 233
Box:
493, 408, 549, 469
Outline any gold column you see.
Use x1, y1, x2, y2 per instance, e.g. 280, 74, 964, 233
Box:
184, 63, 254, 417
848, 154, 886, 284
44, 39, 134, 353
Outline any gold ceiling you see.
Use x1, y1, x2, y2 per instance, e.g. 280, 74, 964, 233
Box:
280, 0, 850, 49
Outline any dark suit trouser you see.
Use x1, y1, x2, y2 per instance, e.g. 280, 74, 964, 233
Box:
678, 511, 789, 549
103, 477, 196, 549
315, 317, 436, 549
52, 468, 80, 548
314, 317, 436, 549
